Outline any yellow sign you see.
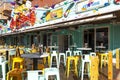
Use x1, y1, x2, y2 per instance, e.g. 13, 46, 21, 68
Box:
46, 8, 63, 21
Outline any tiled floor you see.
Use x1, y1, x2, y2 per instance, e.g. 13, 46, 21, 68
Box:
1, 58, 120, 80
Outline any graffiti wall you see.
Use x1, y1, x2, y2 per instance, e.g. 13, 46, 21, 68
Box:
1, 0, 120, 34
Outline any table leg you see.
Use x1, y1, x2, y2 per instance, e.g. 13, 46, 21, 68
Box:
6, 51, 9, 72
33, 58, 38, 70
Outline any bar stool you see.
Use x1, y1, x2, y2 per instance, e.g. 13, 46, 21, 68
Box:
44, 68, 60, 80
7, 57, 24, 80
50, 51, 59, 68
90, 56, 99, 80
59, 53, 66, 67
27, 70, 44, 80
7, 69, 23, 80
66, 56, 79, 78
0, 61, 8, 80
98, 52, 108, 68
65, 50, 72, 59
80, 54, 91, 80
12, 57, 24, 70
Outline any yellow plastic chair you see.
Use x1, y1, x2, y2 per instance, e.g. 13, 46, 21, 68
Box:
66, 56, 79, 78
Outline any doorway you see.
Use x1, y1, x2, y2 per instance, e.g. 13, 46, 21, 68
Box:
58, 35, 68, 52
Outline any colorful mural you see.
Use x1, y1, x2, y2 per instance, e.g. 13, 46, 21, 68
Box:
10, 1, 36, 31
0, 0, 120, 34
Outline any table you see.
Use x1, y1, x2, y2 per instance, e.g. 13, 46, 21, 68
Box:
77, 48, 92, 51
21, 53, 48, 70
96, 46, 106, 52
77, 47, 92, 54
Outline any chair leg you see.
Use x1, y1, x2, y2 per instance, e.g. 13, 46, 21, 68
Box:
75, 60, 78, 77
67, 59, 70, 78
2, 63, 6, 80
81, 62, 85, 80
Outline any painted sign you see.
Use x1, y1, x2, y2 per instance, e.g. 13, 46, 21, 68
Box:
75, 0, 109, 13
46, 8, 63, 21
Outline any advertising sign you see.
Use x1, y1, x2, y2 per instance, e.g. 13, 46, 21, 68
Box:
76, 0, 110, 13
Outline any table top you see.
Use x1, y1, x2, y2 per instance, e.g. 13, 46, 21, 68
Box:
96, 46, 106, 49
77, 47, 92, 50
0, 48, 16, 54
21, 53, 48, 58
